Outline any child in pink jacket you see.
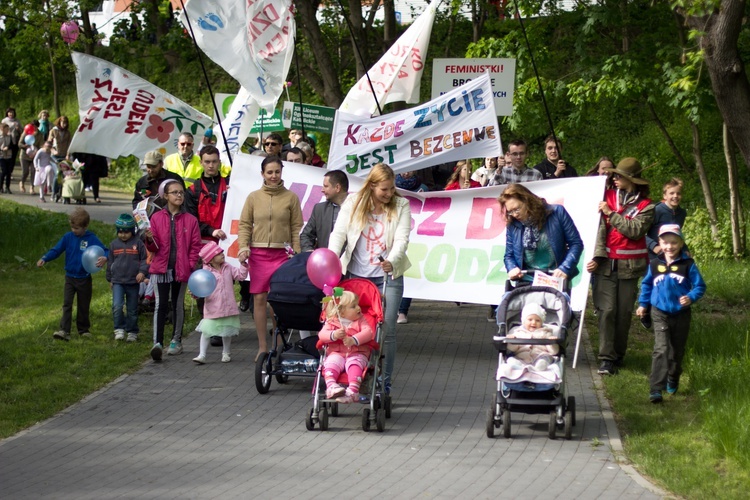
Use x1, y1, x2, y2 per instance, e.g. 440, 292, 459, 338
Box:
319, 290, 375, 403
192, 241, 248, 364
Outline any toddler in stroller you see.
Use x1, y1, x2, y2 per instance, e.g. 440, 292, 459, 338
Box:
306, 278, 390, 432
487, 285, 575, 440
318, 290, 375, 403
503, 303, 559, 373
57, 159, 86, 204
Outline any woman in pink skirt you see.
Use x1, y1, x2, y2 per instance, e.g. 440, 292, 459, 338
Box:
237, 156, 303, 360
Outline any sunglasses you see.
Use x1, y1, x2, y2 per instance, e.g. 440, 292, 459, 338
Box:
264, 142, 279, 147
179, 142, 193, 146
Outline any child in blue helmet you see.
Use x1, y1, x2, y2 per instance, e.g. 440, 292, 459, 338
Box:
106, 213, 149, 342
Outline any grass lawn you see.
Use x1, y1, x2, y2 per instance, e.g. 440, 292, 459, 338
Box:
587, 259, 750, 499
0, 199, 199, 438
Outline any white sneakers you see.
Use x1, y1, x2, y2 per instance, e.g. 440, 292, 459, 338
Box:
114, 329, 126, 341
193, 353, 231, 364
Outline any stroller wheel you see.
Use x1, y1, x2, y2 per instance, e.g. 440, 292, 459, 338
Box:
564, 409, 573, 440
502, 408, 511, 438
548, 411, 557, 440
255, 353, 272, 394
384, 394, 392, 418
362, 408, 371, 432
63, 197, 70, 205
275, 373, 289, 384
485, 407, 496, 438
330, 402, 339, 417
567, 396, 576, 426
305, 408, 315, 431
376, 408, 386, 432
319, 407, 329, 431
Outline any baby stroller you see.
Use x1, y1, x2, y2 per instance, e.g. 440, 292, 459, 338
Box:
486, 285, 576, 439
259, 252, 326, 394
57, 160, 86, 204
305, 278, 390, 432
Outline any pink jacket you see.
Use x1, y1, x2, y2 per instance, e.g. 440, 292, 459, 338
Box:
145, 209, 201, 282
203, 262, 248, 319
318, 316, 374, 357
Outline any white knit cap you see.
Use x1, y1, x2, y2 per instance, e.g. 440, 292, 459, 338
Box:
522, 303, 546, 323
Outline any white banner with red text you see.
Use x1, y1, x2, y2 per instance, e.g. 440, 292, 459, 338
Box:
220, 153, 605, 311
339, 3, 436, 117
68, 52, 212, 160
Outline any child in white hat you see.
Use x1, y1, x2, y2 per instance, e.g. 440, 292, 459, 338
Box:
506, 303, 560, 371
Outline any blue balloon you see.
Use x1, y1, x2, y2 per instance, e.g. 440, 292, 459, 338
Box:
24, 135, 35, 146
82, 246, 105, 274
188, 269, 217, 298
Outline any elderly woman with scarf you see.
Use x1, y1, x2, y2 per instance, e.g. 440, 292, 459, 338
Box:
499, 183, 584, 285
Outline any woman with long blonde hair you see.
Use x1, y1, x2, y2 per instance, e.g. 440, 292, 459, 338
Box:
328, 163, 412, 395
445, 160, 481, 190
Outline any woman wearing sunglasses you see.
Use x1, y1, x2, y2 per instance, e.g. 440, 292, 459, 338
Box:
498, 183, 583, 286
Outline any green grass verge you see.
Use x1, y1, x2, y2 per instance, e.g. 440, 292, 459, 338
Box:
587, 259, 750, 498
0, 199, 199, 438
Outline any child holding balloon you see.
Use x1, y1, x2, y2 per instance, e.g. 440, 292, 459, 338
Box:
191, 242, 248, 364
37, 208, 108, 341
318, 290, 375, 403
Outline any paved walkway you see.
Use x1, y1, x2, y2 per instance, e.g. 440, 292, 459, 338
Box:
0, 189, 663, 498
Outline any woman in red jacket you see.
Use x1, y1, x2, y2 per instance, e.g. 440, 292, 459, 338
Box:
444, 160, 481, 190
143, 178, 202, 361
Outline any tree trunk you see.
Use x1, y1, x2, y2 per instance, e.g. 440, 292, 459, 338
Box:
383, 0, 396, 48
44, 0, 59, 117
347, 0, 369, 78
294, 0, 344, 107
79, 10, 95, 55
723, 123, 744, 259
691, 122, 719, 239
683, 0, 750, 172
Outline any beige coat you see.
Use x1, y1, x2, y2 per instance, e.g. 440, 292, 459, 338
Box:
237, 181, 303, 253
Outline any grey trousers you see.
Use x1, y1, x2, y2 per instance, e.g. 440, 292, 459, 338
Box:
61, 276, 93, 334
592, 270, 639, 362
650, 308, 691, 391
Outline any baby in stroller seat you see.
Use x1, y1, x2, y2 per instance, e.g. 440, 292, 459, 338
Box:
318, 290, 375, 404
506, 303, 559, 371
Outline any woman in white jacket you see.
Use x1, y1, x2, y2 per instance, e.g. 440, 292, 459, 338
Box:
328, 163, 411, 394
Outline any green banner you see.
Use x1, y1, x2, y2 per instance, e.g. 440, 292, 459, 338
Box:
282, 102, 336, 134
249, 109, 285, 133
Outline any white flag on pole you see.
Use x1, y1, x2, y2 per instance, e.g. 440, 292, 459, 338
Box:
68, 52, 212, 160
179, 0, 295, 112
212, 87, 260, 165
339, 3, 437, 117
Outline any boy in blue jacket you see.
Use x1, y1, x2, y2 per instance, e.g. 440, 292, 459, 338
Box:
637, 224, 706, 403
37, 208, 107, 340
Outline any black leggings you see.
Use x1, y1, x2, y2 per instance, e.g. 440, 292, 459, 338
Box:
153, 280, 187, 346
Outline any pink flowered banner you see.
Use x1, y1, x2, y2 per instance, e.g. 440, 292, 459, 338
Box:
68, 52, 212, 160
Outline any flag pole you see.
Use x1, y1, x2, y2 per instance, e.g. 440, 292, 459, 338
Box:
178, 0, 233, 166
335, 0, 383, 116
513, 2, 559, 150
293, 38, 307, 139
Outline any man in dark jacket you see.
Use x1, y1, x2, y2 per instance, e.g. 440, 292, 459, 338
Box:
534, 135, 578, 180
132, 151, 184, 211
300, 170, 349, 252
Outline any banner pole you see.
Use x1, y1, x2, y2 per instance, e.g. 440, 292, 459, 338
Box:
513, 2, 559, 150
335, 0, 383, 116
179, 0, 233, 166
571, 295, 589, 369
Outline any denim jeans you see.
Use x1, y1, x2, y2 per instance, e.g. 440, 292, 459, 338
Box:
347, 273, 404, 388
112, 283, 140, 333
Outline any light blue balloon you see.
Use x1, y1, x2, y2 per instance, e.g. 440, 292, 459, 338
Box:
82, 246, 105, 274
188, 269, 217, 298
24, 135, 35, 146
